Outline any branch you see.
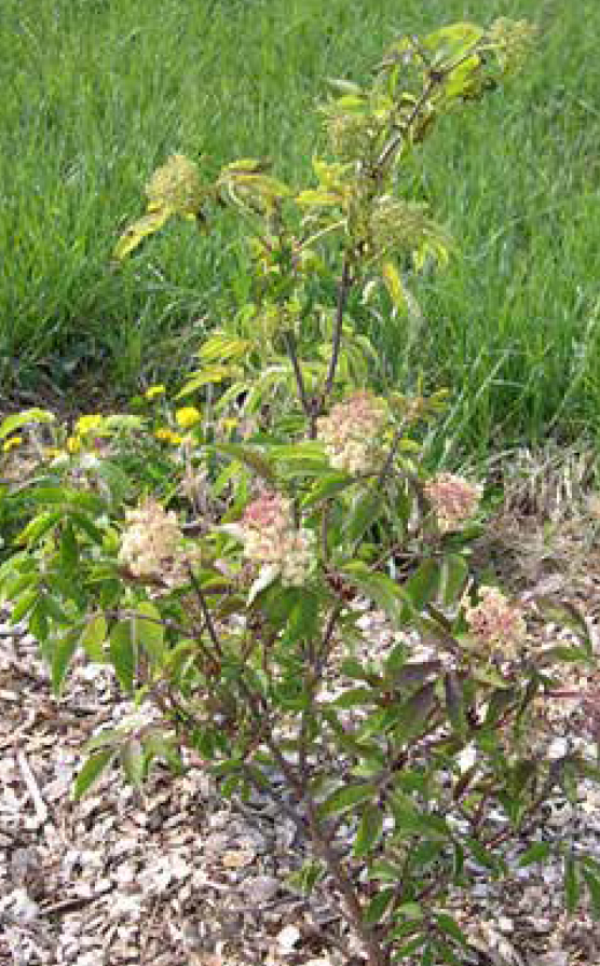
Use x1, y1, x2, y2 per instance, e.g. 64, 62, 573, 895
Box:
324, 255, 353, 401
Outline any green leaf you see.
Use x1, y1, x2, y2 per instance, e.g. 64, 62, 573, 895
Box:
333, 687, 376, 709
16, 511, 63, 546
518, 841, 552, 867
319, 782, 375, 818
120, 738, 145, 789
393, 682, 438, 741
364, 887, 395, 925
287, 860, 325, 896
422, 23, 483, 66
340, 561, 404, 626
564, 854, 580, 913
435, 913, 468, 948
109, 621, 136, 692
113, 209, 171, 260
302, 471, 354, 507
80, 615, 107, 662
353, 805, 384, 857
444, 672, 467, 738
343, 491, 384, 543
132, 601, 165, 664
51, 629, 79, 695
402, 559, 440, 611
439, 554, 469, 608
10, 588, 38, 623
73, 749, 115, 800
583, 869, 600, 920
210, 443, 277, 485
464, 835, 505, 873
0, 409, 56, 439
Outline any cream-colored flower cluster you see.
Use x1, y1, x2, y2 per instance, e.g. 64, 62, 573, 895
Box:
241, 493, 315, 587
119, 500, 183, 580
424, 472, 482, 533
465, 585, 526, 658
317, 391, 388, 475
145, 154, 202, 216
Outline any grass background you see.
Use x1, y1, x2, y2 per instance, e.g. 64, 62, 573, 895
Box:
2, 0, 600, 458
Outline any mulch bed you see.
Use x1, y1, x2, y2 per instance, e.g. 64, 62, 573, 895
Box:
2, 504, 600, 965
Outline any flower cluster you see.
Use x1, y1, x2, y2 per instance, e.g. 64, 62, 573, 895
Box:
465, 585, 526, 658
424, 472, 482, 533
317, 391, 388, 475
240, 493, 315, 587
118, 500, 184, 581
145, 154, 203, 216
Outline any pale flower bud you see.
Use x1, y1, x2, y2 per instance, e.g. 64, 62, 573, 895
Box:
424, 472, 482, 533
465, 585, 526, 658
119, 500, 183, 580
317, 391, 388, 475
240, 493, 315, 588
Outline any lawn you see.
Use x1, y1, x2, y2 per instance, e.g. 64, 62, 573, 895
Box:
2, 0, 600, 457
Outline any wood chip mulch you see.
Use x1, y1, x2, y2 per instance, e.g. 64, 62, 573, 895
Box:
2, 505, 600, 965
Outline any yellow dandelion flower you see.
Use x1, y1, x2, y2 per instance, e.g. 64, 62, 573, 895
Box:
2, 436, 23, 454
144, 384, 166, 400
75, 414, 105, 436
66, 436, 82, 454
175, 406, 201, 429
154, 428, 183, 445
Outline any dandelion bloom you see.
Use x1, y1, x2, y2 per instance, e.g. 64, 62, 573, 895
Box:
154, 428, 183, 446
175, 406, 201, 429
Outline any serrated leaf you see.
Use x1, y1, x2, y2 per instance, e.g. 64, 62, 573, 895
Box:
343, 490, 384, 543
381, 261, 407, 313
0, 409, 56, 439
295, 188, 342, 207
120, 738, 145, 789
319, 782, 375, 818
109, 621, 136, 691
444, 672, 467, 738
73, 749, 115, 800
247, 564, 279, 606
341, 561, 404, 626
518, 841, 552, 867
113, 209, 171, 260
51, 629, 79, 695
177, 364, 237, 397
333, 687, 376, 709
564, 854, 580, 913
365, 887, 395, 925
402, 559, 440, 611
353, 805, 384, 857
583, 869, 600, 919
10, 588, 38, 623
132, 600, 165, 664
211, 443, 277, 485
80, 614, 107, 662
435, 913, 468, 948
197, 333, 252, 364
439, 554, 469, 607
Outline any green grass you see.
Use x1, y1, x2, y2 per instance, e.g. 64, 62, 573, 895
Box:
2, 0, 600, 457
